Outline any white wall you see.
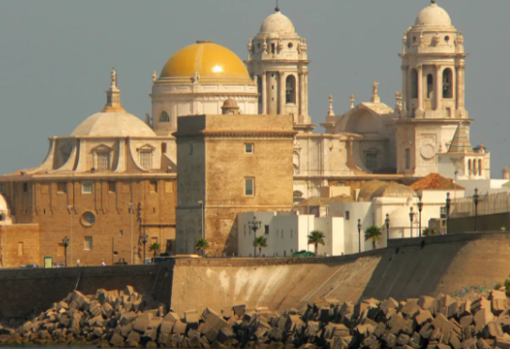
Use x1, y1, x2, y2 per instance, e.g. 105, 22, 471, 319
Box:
328, 202, 372, 254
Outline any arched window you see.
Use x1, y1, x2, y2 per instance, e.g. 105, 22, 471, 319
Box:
286, 75, 296, 104
468, 159, 472, 175
443, 68, 453, 98
411, 69, 418, 98
159, 111, 170, 122
427, 74, 434, 98
478, 159, 482, 176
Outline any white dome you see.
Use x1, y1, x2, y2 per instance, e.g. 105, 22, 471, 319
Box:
259, 10, 296, 35
71, 111, 156, 137
389, 206, 413, 228
415, 3, 452, 27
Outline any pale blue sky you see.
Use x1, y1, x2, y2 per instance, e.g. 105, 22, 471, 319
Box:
0, 0, 508, 176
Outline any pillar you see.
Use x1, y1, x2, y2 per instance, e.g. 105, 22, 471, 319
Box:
435, 65, 442, 112
304, 72, 309, 117
299, 72, 304, 118
261, 71, 267, 114
456, 62, 466, 113
417, 65, 424, 116
401, 64, 408, 115
279, 71, 285, 115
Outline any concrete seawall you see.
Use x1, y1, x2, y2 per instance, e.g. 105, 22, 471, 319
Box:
2, 232, 510, 319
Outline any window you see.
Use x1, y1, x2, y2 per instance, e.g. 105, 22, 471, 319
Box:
97, 153, 110, 170
405, 149, 411, 170
411, 69, 418, 98
446, 108, 452, 118
139, 151, 153, 170
366, 153, 378, 172
84, 236, 93, 250
285, 75, 296, 104
57, 182, 67, 193
245, 144, 253, 154
264, 225, 269, 235
162, 143, 167, 154
245, 178, 254, 196
149, 180, 158, 193
478, 159, 482, 176
443, 68, 453, 98
108, 182, 116, 193
82, 182, 93, 194
0, 184, 4, 194
290, 229, 293, 238
288, 42, 293, 49
345, 211, 350, 220
427, 74, 434, 99
159, 111, 170, 122
82, 211, 96, 226
23, 183, 28, 192
18, 242, 23, 256
271, 43, 276, 54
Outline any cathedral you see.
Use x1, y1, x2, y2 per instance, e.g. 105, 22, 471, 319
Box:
0, 1, 491, 264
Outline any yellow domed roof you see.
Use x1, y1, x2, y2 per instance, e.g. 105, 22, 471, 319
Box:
160, 41, 250, 79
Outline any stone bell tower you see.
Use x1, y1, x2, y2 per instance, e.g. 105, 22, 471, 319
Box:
396, 0, 472, 177
246, 6, 314, 132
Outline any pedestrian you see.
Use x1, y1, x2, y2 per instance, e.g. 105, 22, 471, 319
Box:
76, 259, 80, 267
101, 260, 105, 267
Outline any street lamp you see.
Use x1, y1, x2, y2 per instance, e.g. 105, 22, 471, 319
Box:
357, 219, 362, 253
141, 233, 148, 264
473, 188, 479, 232
445, 192, 451, 235
248, 217, 261, 257
417, 195, 424, 237
62, 236, 70, 267
385, 213, 390, 243
198, 201, 204, 239
409, 207, 415, 238
67, 205, 73, 267
128, 202, 133, 264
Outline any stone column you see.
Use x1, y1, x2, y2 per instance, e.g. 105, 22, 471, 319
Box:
417, 65, 424, 116
279, 71, 285, 115
401, 65, 408, 115
299, 72, 304, 118
456, 62, 466, 113
304, 72, 309, 117
261, 71, 267, 114
435, 65, 442, 112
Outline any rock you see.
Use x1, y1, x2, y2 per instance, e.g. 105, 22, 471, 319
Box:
233, 304, 246, 317
163, 311, 179, 323
415, 309, 433, 326
173, 321, 187, 335
132, 312, 152, 333
492, 298, 507, 316
185, 312, 200, 330
221, 307, 233, 319
109, 332, 124, 346
474, 308, 495, 335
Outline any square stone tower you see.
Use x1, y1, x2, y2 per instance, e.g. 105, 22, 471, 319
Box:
174, 109, 295, 255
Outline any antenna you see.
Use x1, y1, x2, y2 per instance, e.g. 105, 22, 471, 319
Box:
275, 0, 280, 12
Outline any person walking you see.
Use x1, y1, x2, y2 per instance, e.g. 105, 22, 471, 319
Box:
101, 260, 105, 267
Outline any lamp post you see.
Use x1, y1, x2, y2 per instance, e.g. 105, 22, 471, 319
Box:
62, 236, 70, 267
409, 207, 415, 238
67, 205, 73, 267
128, 202, 133, 264
417, 195, 424, 237
473, 188, 479, 232
248, 217, 261, 257
357, 219, 362, 253
445, 192, 451, 235
141, 232, 148, 264
198, 201, 204, 239
385, 213, 390, 243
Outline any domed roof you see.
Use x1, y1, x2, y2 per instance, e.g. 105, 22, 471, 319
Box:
371, 183, 416, 200
259, 9, 296, 35
389, 206, 413, 228
160, 41, 250, 79
71, 111, 156, 137
357, 181, 389, 202
415, 2, 452, 27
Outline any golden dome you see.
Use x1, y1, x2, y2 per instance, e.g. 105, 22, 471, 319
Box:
160, 41, 250, 80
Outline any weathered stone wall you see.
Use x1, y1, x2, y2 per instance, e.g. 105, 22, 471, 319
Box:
0, 224, 40, 268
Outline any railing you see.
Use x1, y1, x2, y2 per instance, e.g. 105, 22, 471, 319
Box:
450, 190, 510, 218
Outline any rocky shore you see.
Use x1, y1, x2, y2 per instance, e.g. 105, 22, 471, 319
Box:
0, 286, 509, 348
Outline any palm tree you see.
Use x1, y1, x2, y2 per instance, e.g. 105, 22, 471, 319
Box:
148, 242, 160, 257
307, 230, 325, 254
422, 228, 437, 236
364, 226, 382, 250
195, 238, 209, 256
253, 236, 268, 257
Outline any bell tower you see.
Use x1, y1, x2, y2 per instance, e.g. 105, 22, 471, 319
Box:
246, 6, 314, 132
396, 1, 472, 176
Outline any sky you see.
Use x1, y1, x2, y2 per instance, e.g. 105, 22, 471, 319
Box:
0, 0, 509, 177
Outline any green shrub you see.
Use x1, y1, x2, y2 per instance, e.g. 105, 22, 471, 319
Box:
494, 282, 502, 290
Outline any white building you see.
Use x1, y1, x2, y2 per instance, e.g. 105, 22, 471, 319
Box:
237, 212, 344, 257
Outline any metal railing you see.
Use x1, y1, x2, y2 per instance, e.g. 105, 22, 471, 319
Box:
450, 190, 510, 218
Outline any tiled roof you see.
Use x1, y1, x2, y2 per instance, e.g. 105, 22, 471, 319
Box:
410, 173, 465, 190
448, 123, 474, 153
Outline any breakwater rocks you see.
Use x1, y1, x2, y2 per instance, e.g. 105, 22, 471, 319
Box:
1, 286, 510, 348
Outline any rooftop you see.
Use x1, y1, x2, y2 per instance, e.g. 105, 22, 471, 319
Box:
410, 173, 465, 190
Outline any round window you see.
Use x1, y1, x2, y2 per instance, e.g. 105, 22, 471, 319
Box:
81, 211, 96, 227
288, 42, 293, 49
445, 36, 450, 42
